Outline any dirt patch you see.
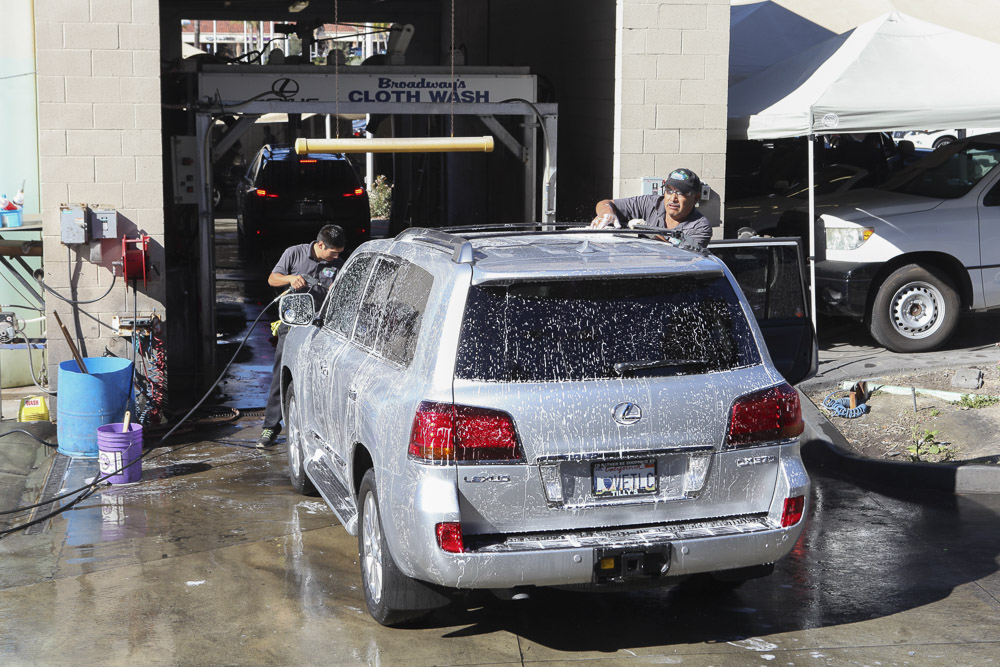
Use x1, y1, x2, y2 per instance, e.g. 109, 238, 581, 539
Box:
805, 367, 1000, 464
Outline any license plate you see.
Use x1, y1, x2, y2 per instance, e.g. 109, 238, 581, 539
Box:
299, 202, 322, 215
593, 459, 657, 497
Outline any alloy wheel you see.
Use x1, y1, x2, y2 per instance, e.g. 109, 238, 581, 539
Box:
362, 492, 384, 604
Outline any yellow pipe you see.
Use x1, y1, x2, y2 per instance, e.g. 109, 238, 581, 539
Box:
295, 136, 494, 154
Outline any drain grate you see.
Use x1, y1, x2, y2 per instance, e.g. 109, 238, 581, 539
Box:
25, 454, 70, 535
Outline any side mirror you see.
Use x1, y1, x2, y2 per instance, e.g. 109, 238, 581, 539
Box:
279, 293, 316, 326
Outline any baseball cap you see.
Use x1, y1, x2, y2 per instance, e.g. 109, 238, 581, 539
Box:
663, 168, 701, 197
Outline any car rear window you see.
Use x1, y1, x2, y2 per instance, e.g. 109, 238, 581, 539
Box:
259, 158, 361, 194
455, 275, 761, 382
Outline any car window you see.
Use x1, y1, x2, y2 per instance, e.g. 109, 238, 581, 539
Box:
783, 165, 862, 199
984, 180, 1000, 207
455, 275, 761, 382
711, 245, 807, 320
258, 158, 362, 194
881, 143, 1000, 199
322, 253, 375, 337
352, 256, 399, 351
376, 262, 433, 367
247, 154, 261, 180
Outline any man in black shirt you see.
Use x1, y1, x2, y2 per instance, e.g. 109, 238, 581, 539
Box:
257, 224, 346, 448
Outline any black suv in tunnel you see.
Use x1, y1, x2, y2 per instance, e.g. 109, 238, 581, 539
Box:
236, 144, 371, 256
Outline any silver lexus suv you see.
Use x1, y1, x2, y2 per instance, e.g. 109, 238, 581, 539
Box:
277, 225, 816, 625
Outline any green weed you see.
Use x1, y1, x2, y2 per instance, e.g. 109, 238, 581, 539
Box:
953, 394, 999, 409
908, 428, 953, 462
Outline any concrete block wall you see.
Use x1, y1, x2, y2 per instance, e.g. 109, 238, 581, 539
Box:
614, 0, 729, 229
35, 0, 166, 386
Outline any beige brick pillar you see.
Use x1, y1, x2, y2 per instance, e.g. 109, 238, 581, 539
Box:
614, 0, 729, 232
35, 0, 166, 394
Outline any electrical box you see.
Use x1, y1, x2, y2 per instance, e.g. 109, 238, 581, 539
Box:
112, 314, 154, 336
0, 312, 16, 343
641, 177, 710, 206
90, 206, 119, 239
171, 136, 199, 205
60, 204, 90, 244
641, 177, 664, 197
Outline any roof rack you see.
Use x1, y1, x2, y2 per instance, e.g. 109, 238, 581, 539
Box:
396, 224, 705, 265
396, 227, 476, 264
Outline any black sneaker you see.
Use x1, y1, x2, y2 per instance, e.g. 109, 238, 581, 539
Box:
256, 427, 280, 449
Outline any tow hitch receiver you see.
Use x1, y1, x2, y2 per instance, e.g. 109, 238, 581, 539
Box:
594, 545, 671, 583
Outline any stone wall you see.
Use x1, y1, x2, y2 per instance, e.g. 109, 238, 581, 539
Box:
614, 0, 728, 229
35, 0, 166, 388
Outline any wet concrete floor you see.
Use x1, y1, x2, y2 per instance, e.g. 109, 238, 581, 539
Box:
2, 436, 999, 665
1, 221, 999, 664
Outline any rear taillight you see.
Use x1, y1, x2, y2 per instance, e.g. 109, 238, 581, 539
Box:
254, 188, 279, 198
408, 401, 524, 463
726, 382, 803, 447
343, 187, 365, 197
781, 495, 805, 527
435, 522, 464, 553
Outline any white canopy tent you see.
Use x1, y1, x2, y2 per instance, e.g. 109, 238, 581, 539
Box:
729, 1, 834, 86
729, 11, 1000, 140
727, 11, 1000, 325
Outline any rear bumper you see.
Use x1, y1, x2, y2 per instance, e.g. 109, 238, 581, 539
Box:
815, 260, 880, 320
387, 454, 809, 589
413, 515, 805, 588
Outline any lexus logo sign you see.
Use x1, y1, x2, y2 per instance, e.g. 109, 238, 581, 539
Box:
612, 402, 642, 425
271, 77, 300, 98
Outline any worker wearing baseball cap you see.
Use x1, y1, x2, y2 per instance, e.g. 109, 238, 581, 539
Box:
590, 168, 713, 248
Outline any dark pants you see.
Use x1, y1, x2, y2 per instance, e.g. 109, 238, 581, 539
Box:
263, 323, 289, 430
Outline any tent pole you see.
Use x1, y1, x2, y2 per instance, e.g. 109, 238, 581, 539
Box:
808, 134, 818, 331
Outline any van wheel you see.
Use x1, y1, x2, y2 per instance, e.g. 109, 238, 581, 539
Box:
285, 388, 317, 495
933, 136, 956, 149
869, 264, 959, 352
358, 470, 431, 626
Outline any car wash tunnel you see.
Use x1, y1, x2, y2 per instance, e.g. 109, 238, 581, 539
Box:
2, 3, 597, 446
0, 0, 624, 565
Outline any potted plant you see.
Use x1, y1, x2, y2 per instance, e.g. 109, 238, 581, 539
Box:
369, 174, 393, 238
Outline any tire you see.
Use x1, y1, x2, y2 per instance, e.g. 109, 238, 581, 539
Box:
357, 470, 433, 626
869, 264, 960, 352
285, 387, 317, 496
932, 136, 956, 149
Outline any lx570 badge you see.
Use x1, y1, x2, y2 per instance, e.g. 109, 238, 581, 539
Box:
736, 455, 777, 467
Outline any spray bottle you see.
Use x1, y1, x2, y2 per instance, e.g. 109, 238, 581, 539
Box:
12, 180, 24, 208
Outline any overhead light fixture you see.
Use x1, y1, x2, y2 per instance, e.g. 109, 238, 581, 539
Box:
288, 1, 309, 12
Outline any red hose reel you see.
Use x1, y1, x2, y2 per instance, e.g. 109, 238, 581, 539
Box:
122, 235, 150, 287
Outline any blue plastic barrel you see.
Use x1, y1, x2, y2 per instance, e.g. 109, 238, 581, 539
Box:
56, 358, 134, 458
97, 423, 143, 484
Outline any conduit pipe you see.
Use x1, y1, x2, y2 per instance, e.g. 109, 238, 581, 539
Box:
838, 381, 999, 403
295, 136, 494, 154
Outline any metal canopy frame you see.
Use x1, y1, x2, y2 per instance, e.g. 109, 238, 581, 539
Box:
192, 66, 558, 372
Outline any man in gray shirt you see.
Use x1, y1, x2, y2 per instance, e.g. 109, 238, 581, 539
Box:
257, 224, 346, 448
590, 167, 712, 248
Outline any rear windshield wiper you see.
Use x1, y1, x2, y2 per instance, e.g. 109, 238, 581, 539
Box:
613, 358, 710, 375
